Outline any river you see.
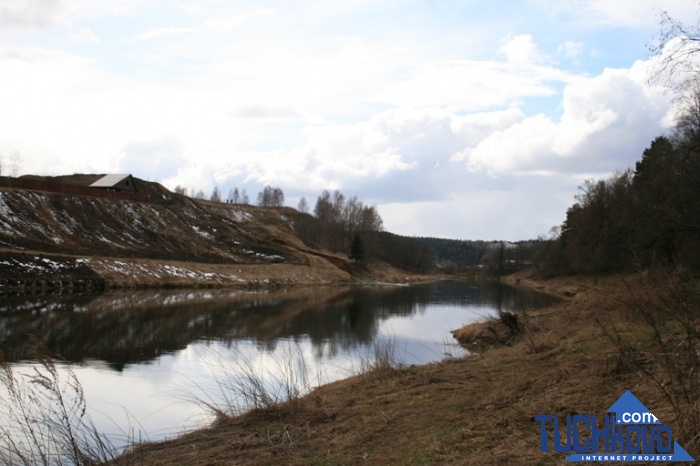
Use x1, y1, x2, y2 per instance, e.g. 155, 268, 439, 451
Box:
0, 280, 553, 453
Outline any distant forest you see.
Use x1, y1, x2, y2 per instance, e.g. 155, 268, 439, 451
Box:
416, 237, 548, 275
416, 238, 493, 267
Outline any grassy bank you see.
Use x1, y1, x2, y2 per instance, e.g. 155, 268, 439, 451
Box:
104, 269, 698, 465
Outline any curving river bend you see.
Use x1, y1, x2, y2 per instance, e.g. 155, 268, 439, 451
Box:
0, 280, 554, 451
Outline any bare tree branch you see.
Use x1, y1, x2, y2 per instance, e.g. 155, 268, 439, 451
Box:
649, 9, 700, 89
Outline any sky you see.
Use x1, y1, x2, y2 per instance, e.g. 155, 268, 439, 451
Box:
0, 0, 698, 241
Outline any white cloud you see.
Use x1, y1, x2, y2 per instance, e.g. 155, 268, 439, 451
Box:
500, 34, 541, 64
0, 0, 70, 29
0, 0, 686, 240
381, 35, 573, 111
115, 136, 186, 180
0, 1, 154, 32
68, 27, 100, 44
230, 105, 305, 121
558, 41, 583, 59
531, 0, 698, 28
179, 3, 203, 17
464, 66, 672, 176
204, 9, 275, 30
380, 174, 578, 240
128, 26, 196, 43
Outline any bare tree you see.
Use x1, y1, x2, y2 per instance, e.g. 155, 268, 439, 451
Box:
359, 204, 383, 231
257, 185, 285, 207
9, 151, 22, 177
275, 188, 284, 206
210, 186, 221, 202
649, 9, 700, 90
173, 185, 188, 195
331, 190, 345, 224
298, 196, 309, 213
228, 187, 240, 204
673, 79, 700, 148
314, 190, 333, 222
314, 189, 383, 232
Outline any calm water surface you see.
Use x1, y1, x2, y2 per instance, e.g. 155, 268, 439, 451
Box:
0, 280, 553, 449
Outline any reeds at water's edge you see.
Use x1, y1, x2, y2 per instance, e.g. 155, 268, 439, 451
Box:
0, 336, 121, 465
0, 334, 406, 465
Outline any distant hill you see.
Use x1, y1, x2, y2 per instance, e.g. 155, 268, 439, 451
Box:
0, 175, 431, 292
416, 237, 499, 268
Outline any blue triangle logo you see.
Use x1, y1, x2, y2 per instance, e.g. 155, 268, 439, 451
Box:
544, 390, 696, 461
671, 442, 696, 462
607, 390, 661, 424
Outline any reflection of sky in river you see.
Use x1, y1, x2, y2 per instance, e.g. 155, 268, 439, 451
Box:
1, 281, 554, 452
75, 305, 496, 448
376, 304, 494, 364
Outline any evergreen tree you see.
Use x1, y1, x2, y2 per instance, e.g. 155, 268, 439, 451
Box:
350, 232, 365, 263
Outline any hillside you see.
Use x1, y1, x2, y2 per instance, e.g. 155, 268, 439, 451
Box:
0, 175, 424, 293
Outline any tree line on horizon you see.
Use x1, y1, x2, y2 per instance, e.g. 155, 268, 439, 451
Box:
170, 182, 549, 274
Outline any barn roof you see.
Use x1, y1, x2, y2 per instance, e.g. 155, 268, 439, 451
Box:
89, 174, 133, 188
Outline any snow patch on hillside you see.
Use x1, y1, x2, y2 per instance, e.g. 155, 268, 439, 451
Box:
227, 209, 253, 223
77, 258, 245, 283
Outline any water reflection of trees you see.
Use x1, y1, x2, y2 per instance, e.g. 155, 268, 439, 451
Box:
0, 281, 555, 370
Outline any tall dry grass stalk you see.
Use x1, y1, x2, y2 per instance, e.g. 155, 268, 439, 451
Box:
183, 341, 320, 420
0, 336, 118, 465
185, 335, 408, 423
353, 334, 404, 375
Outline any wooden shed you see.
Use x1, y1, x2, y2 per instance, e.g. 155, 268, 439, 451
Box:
89, 174, 137, 193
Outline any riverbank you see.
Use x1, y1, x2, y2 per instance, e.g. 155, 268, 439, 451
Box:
112, 269, 699, 464
0, 248, 438, 295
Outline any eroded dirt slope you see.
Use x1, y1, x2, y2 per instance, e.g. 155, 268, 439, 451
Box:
0, 175, 368, 291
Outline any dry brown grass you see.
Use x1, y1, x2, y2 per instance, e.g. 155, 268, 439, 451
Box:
107, 271, 699, 465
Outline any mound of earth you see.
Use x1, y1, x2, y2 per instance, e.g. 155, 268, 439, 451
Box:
1, 175, 428, 292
